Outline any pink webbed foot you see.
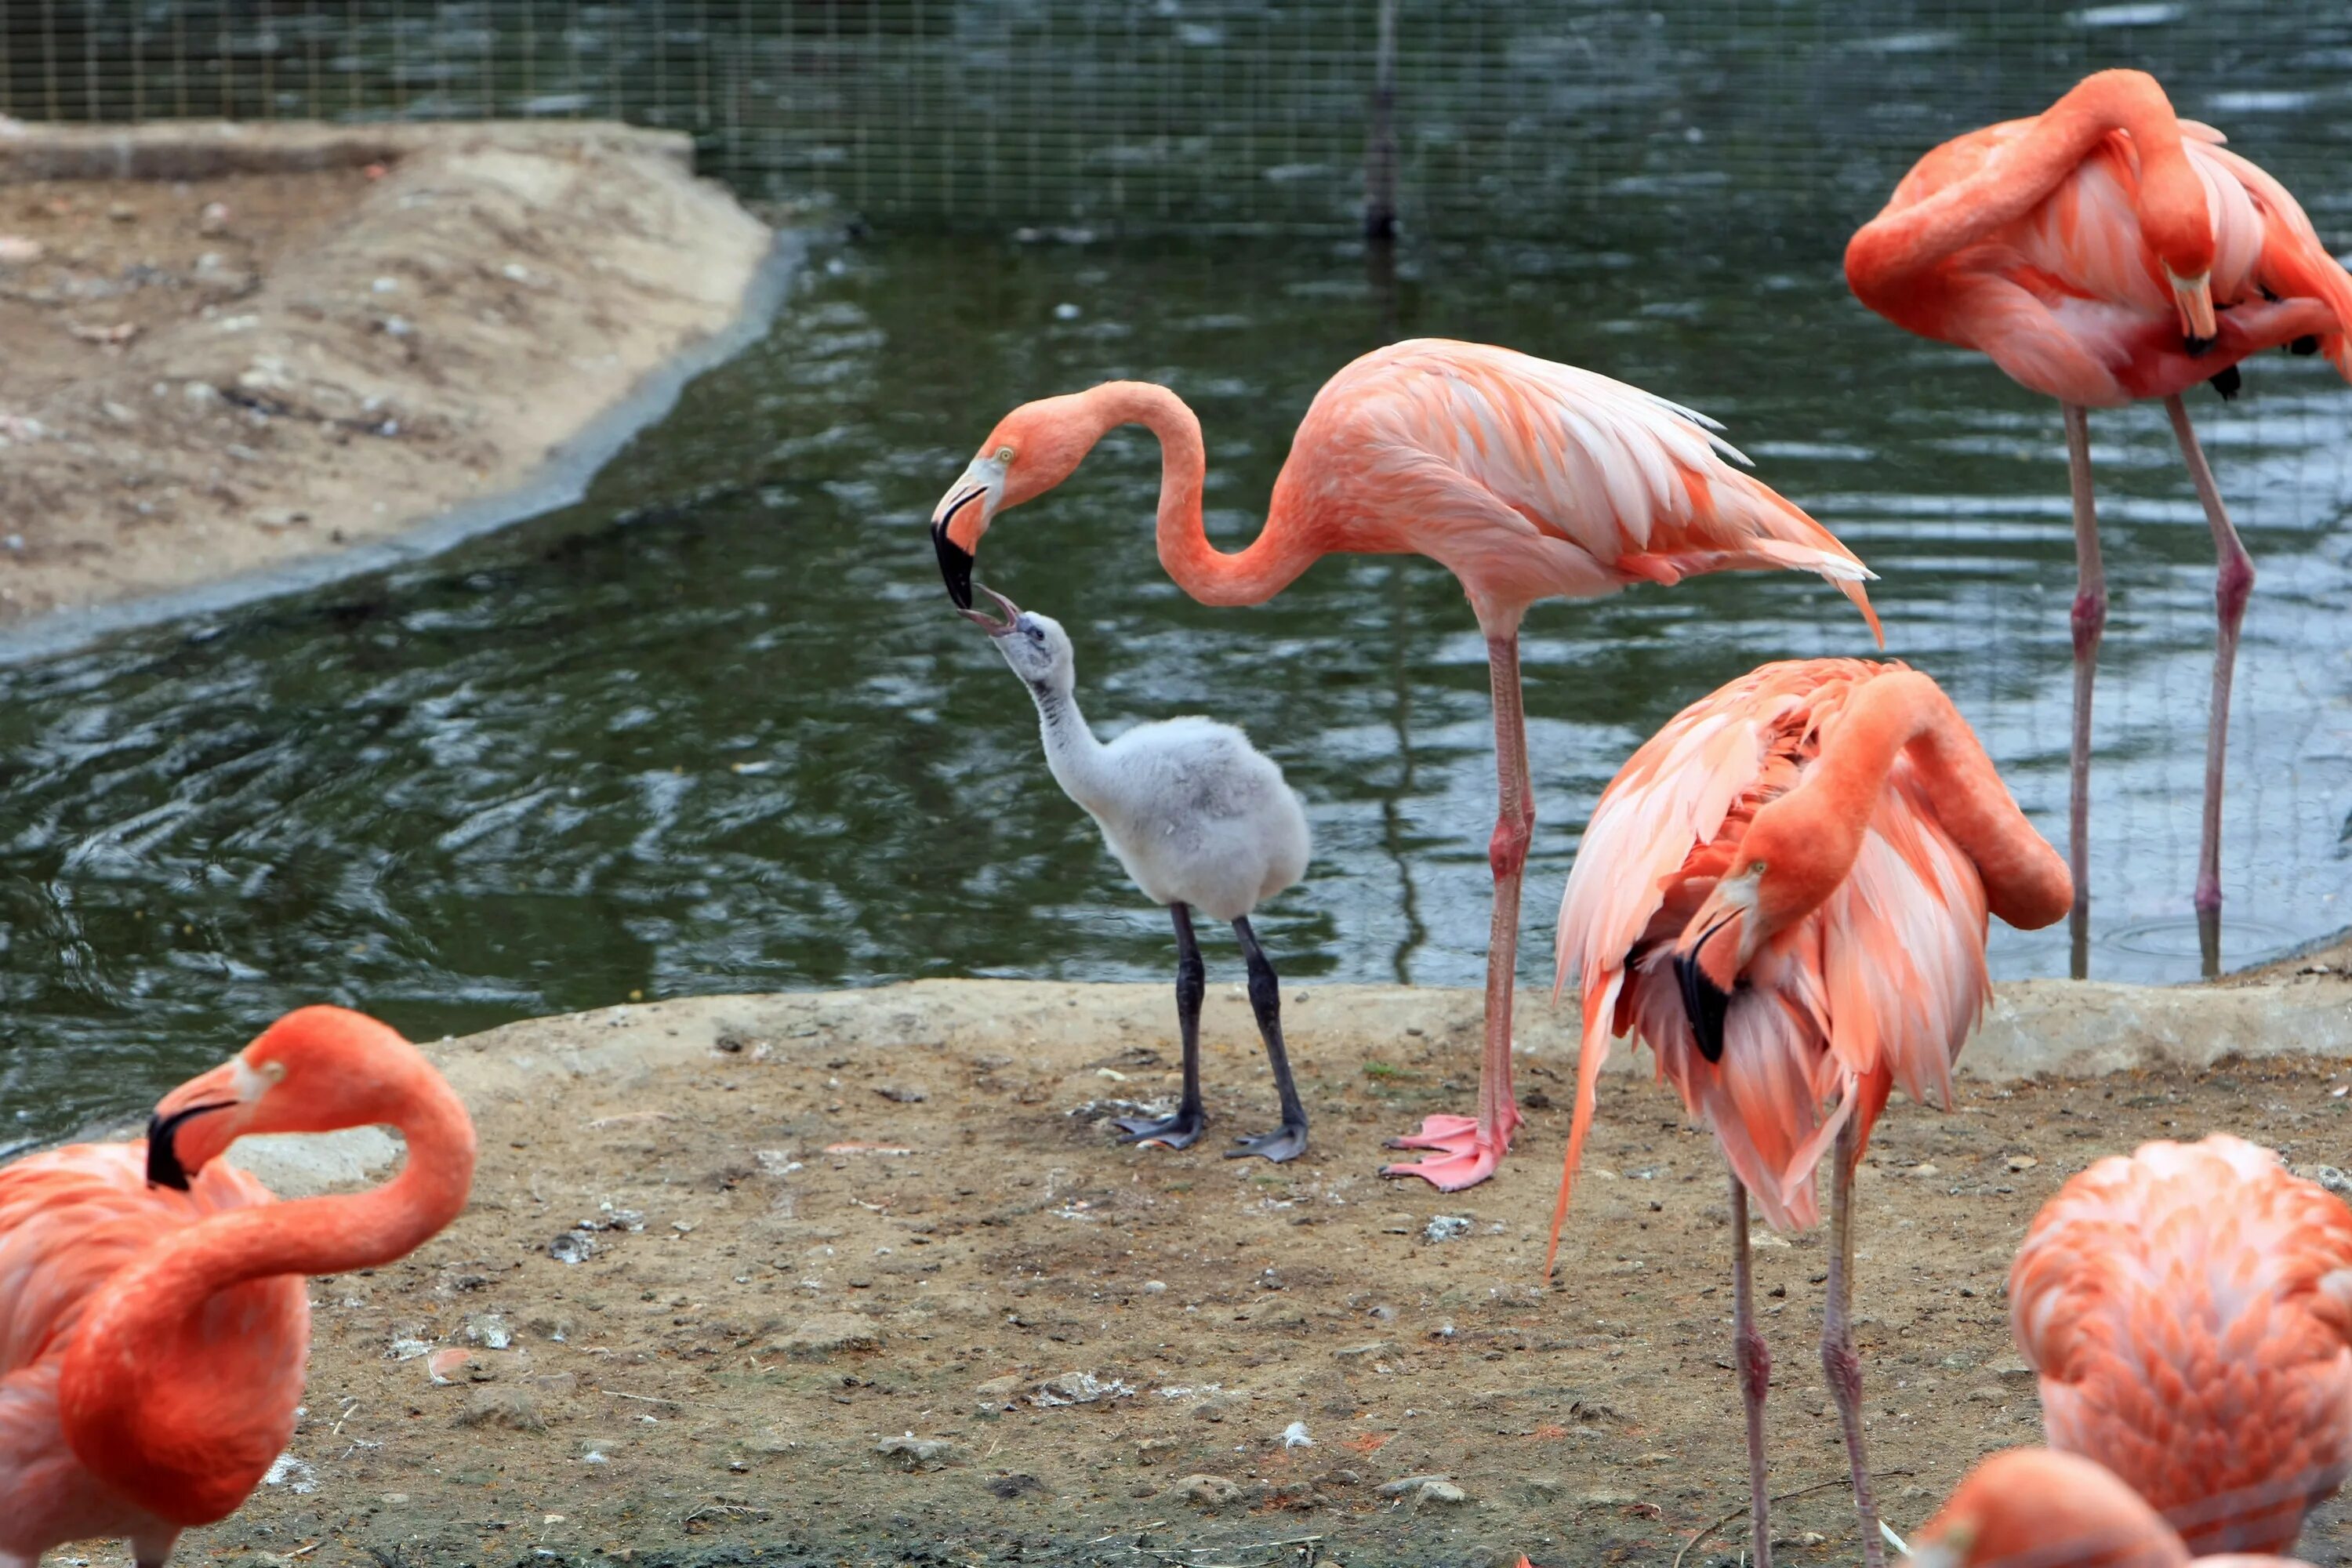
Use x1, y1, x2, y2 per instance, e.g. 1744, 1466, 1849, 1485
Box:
1380, 1112, 1517, 1191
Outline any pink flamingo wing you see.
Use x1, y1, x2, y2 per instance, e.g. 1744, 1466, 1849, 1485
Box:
1339, 341, 1882, 637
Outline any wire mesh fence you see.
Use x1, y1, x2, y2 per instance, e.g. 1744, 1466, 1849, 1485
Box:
5, 3, 2351, 244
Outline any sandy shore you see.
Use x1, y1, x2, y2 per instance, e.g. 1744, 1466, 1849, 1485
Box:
0, 121, 779, 646
142, 973, 2352, 1567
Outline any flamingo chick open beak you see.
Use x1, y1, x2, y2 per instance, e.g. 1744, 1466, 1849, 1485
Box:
956, 584, 1023, 636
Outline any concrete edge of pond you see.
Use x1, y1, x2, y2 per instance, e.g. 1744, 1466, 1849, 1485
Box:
0, 121, 807, 664
227, 972, 2352, 1199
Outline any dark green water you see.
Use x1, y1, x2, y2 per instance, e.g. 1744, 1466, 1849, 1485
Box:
4, 230, 2351, 1150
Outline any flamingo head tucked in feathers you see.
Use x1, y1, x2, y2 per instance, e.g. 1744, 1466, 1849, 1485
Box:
2135, 151, 2219, 347
931, 394, 1101, 609
1667, 800, 1854, 1063
146, 1005, 435, 1190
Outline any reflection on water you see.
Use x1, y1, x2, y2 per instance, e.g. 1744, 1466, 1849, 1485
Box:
1, 230, 2350, 1149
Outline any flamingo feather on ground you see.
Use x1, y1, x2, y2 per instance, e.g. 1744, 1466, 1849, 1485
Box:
932, 338, 1880, 1190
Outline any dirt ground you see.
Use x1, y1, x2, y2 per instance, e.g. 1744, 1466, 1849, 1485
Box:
108, 978, 2352, 1568
0, 121, 771, 629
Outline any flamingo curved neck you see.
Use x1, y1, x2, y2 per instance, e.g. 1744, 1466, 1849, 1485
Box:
1763, 670, 2073, 933
1076, 383, 1318, 608
59, 1073, 476, 1520
1026, 680, 1112, 812
1846, 70, 2198, 297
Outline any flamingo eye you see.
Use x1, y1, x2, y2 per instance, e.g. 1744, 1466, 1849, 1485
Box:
995, 446, 1015, 463
1024, 623, 1045, 644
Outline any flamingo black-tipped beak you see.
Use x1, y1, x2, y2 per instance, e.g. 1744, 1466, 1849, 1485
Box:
933, 519, 977, 611
1671, 907, 1741, 1065
956, 584, 1022, 636
144, 1100, 233, 1191
1672, 949, 1733, 1065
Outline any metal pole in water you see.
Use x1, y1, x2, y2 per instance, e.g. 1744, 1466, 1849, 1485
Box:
1363, 0, 1399, 240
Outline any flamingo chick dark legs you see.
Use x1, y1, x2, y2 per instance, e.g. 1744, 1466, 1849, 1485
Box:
1113, 906, 1310, 1162
1384, 630, 1530, 1188
2163, 393, 2252, 979
1114, 902, 1208, 1150
1225, 915, 1308, 1162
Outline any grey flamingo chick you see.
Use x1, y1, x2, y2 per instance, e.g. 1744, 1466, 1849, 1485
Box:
961, 586, 1313, 1161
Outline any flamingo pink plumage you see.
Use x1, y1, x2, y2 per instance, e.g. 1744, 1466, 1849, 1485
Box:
931, 338, 1881, 1189
1846, 68, 2352, 971
1544, 658, 2071, 1568
0, 1006, 475, 1567
2010, 1134, 2352, 1556
1911, 1447, 2317, 1568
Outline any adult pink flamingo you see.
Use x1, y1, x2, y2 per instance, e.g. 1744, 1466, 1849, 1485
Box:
1909, 1447, 2317, 1568
0, 1006, 475, 1566
2011, 1134, 2352, 1555
931, 338, 1882, 1189
1845, 68, 2352, 971
1545, 659, 2071, 1567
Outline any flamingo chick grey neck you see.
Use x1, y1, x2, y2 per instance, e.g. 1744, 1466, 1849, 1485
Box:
956, 584, 1315, 1162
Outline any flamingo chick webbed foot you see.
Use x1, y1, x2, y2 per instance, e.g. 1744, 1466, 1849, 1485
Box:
1113, 1105, 1206, 1151
1224, 1121, 1308, 1163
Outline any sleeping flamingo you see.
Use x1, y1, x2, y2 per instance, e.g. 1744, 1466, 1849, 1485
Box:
0, 1005, 474, 1566
1544, 659, 2071, 1568
2010, 1134, 2352, 1555
1846, 67, 2352, 971
931, 339, 1881, 1189
1906, 1447, 2316, 1568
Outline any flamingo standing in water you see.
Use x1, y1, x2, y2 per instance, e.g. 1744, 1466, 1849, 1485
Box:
931, 339, 1881, 1189
2010, 1134, 2352, 1555
1545, 659, 2072, 1568
0, 1006, 475, 1566
1846, 68, 2352, 971
1907, 1447, 2317, 1568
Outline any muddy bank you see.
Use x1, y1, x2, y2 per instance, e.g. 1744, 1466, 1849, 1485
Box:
0, 120, 779, 645
166, 978, 2352, 1568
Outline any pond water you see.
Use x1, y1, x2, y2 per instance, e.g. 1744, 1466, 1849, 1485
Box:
4, 229, 2350, 1149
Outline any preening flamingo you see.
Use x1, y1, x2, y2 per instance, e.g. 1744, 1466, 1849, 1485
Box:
1544, 659, 2071, 1568
961, 586, 1315, 1160
1906, 1447, 2316, 1568
2010, 1134, 2352, 1555
931, 338, 1882, 1189
0, 1006, 474, 1567
1846, 67, 2352, 971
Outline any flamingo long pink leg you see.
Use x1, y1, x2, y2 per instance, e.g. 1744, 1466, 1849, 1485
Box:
2063, 402, 2103, 981
1383, 631, 1529, 1189
2162, 393, 2251, 978
1821, 1116, 1886, 1568
1730, 1169, 1774, 1568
